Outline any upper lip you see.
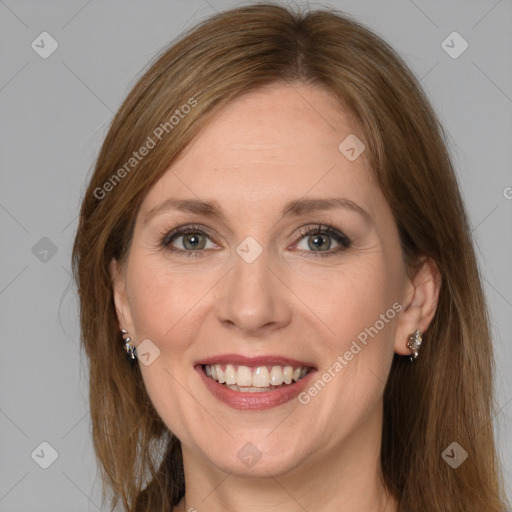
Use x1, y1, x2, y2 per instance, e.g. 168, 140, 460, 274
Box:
195, 353, 316, 368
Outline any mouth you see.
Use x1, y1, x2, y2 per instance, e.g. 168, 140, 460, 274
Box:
195, 355, 316, 410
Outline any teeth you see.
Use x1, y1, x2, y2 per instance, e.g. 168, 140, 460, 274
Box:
283, 366, 293, 384
253, 367, 270, 387
225, 364, 237, 385
237, 365, 253, 386
224, 384, 280, 392
270, 366, 283, 386
205, 364, 310, 388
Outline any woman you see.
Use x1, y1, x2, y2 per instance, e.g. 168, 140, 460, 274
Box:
72, 3, 510, 511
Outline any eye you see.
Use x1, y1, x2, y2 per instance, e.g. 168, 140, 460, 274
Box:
161, 225, 217, 257
160, 223, 351, 258
293, 224, 352, 257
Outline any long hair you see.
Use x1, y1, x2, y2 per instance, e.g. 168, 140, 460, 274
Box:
71, 3, 509, 511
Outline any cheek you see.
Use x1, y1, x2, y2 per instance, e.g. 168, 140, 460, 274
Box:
296, 256, 401, 340
125, 255, 210, 442
296, 262, 401, 436
295, 257, 402, 414
125, 252, 210, 342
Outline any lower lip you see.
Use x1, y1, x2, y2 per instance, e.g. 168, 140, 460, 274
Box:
195, 365, 316, 411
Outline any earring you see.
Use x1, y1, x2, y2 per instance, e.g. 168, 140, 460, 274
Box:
406, 329, 422, 362
121, 328, 137, 360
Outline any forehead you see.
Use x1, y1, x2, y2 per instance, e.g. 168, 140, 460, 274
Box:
177, 83, 361, 165
141, 83, 381, 219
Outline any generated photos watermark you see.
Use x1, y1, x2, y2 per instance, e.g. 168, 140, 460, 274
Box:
94, 97, 198, 200
298, 301, 403, 405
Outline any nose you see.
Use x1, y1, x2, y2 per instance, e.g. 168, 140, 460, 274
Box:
215, 244, 292, 337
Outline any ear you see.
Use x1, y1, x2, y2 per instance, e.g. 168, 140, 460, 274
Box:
109, 258, 136, 336
394, 257, 442, 356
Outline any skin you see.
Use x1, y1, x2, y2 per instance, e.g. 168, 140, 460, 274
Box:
111, 82, 441, 512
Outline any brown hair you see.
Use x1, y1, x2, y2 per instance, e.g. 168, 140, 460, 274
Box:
71, 3, 509, 511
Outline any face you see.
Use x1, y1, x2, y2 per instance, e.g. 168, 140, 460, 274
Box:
111, 82, 418, 478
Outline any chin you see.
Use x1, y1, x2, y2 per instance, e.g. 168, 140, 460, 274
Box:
204, 442, 306, 478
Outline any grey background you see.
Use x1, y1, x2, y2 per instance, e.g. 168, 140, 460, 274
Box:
0, 0, 511, 510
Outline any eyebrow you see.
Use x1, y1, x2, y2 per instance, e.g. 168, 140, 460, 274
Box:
143, 197, 371, 225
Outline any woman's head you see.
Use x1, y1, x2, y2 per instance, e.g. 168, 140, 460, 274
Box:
109, 77, 440, 476
72, 4, 507, 511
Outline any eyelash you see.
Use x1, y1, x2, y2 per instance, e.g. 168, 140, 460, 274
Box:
160, 223, 352, 258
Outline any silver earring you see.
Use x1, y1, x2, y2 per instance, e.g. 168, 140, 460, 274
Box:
121, 328, 136, 360
406, 329, 422, 362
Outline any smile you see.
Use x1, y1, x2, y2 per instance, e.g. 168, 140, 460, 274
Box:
195, 355, 317, 410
